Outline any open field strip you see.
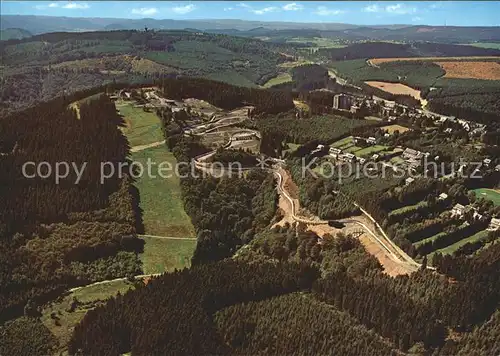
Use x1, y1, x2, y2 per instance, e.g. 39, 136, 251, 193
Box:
263, 72, 292, 88
131, 146, 196, 237
139, 236, 196, 274
389, 201, 428, 216
118, 102, 165, 147
428, 230, 490, 257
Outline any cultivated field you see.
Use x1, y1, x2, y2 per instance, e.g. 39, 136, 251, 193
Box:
139, 236, 196, 274
131, 146, 196, 237
435, 61, 500, 80
370, 56, 500, 65
365, 81, 423, 100
382, 124, 410, 134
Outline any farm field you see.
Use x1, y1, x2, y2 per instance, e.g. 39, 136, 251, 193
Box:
382, 124, 410, 134
365, 81, 423, 101
370, 56, 500, 65
131, 146, 196, 237
263, 72, 293, 88
139, 236, 196, 274
472, 188, 500, 206
435, 61, 500, 80
118, 102, 164, 147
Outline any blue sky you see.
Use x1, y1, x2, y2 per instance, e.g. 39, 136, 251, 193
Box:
2, 1, 499, 26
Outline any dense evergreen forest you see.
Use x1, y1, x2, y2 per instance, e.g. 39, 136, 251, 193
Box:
317, 41, 500, 61
66, 220, 500, 355
0, 91, 143, 323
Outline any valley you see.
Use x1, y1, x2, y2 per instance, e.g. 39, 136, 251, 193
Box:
1, 10, 500, 356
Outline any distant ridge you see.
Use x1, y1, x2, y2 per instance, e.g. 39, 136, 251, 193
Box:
1, 15, 499, 43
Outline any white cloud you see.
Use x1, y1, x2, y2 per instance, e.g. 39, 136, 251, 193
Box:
35, 2, 61, 10
385, 4, 416, 14
62, 3, 90, 9
430, 2, 445, 9
171, 4, 197, 14
363, 4, 381, 13
314, 6, 345, 16
237, 3, 279, 15
412, 16, 422, 22
36, 2, 89, 10
224, 7, 234, 11
283, 3, 303, 11
252, 6, 279, 15
131, 7, 158, 16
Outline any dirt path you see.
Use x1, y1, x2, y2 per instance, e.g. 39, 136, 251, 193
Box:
274, 167, 419, 276
130, 140, 166, 153
138, 234, 197, 241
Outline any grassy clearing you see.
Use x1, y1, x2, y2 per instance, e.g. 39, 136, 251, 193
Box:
118, 102, 164, 147
428, 230, 490, 257
263, 72, 293, 88
41, 279, 135, 352
287, 37, 346, 48
462, 42, 500, 50
389, 201, 428, 217
139, 236, 196, 274
382, 124, 410, 134
390, 156, 405, 165
132, 146, 196, 237
278, 59, 313, 68
293, 100, 310, 113
354, 145, 389, 157
344, 145, 363, 154
283, 142, 301, 156
331, 136, 353, 148
472, 188, 500, 206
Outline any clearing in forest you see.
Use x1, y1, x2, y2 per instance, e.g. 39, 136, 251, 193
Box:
139, 236, 196, 274
132, 146, 196, 237
364, 81, 423, 101
382, 124, 410, 134
435, 61, 500, 80
118, 102, 164, 147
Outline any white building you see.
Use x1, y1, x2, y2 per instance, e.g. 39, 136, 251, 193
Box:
451, 204, 467, 217
488, 218, 500, 231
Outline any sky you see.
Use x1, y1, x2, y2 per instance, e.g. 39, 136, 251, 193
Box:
2, 1, 499, 26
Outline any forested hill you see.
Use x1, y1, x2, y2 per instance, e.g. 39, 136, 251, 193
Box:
317, 41, 500, 60
0, 29, 296, 115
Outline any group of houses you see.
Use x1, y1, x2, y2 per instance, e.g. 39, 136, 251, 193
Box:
451, 203, 500, 231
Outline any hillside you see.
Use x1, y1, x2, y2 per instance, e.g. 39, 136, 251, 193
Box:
0, 29, 294, 114
317, 41, 500, 61
2, 15, 500, 43
0, 28, 32, 41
